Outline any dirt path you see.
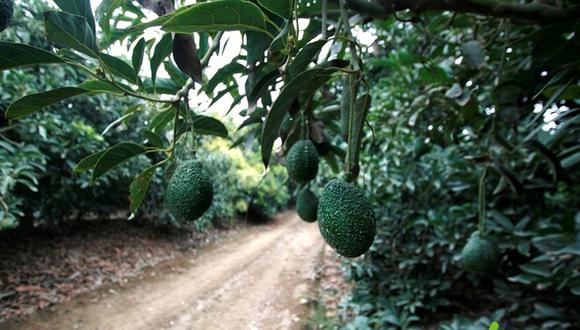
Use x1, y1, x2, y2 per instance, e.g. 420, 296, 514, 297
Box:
1, 212, 325, 330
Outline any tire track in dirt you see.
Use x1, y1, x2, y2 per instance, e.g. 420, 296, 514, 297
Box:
1, 212, 325, 330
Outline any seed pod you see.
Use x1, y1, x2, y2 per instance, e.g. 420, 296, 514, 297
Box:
172, 34, 202, 83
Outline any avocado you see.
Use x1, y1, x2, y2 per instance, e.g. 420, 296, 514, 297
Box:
317, 180, 376, 258
296, 188, 318, 223
460, 231, 499, 273
0, 0, 13, 32
166, 160, 213, 221
286, 140, 319, 184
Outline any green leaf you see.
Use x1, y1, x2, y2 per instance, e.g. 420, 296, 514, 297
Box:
164, 61, 189, 86
150, 33, 173, 87
206, 62, 246, 95
6, 87, 89, 119
102, 111, 140, 136
492, 161, 524, 195
246, 31, 272, 63
461, 41, 486, 68
144, 131, 165, 148
561, 149, 580, 169
256, 0, 293, 19
149, 107, 176, 133
74, 151, 107, 172
544, 84, 580, 100
44, 10, 99, 58
53, 0, 96, 35
287, 40, 327, 80
508, 274, 540, 285
77, 80, 124, 96
161, 0, 269, 35
248, 69, 280, 106
92, 143, 148, 182
129, 164, 160, 214
100, 53, 138, 84
132, 38, 146, 76
524, 141, 564, 182
192, 115, 229, 138
261, 67, 339, 167
519, 264, 552, 278
419, 65, 450, 84
269, 21, 290, 54
95, 0, 125, 37
554, 243, 580, 256
0, 42, 65, 71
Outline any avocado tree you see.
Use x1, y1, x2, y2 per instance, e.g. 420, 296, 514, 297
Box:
1, 0, 579, 261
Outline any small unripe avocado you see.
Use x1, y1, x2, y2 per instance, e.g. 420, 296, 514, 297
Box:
318, 180, 376, 258
166, 160, 213, 221
0, 0, 14, 32
286, 140, 319, 184
460, 231, 499, 273
296, 188, 318, 223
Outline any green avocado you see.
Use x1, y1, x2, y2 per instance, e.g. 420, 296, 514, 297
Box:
0, 0, 13, 32
296, 188, 318, 223
317, 180, 376, 258
286, 140, 319, 184
166, 160, 213, 221
460, 231, 499, 273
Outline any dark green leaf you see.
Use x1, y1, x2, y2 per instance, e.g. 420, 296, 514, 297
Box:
261, 67, 339, 167
248, 69, 280, 107
524, 141, 564, 182
77, 80, 124, 96
492, 161, 524, 195
192, 115, 229, 138
100, 52, 138, 84
164, 61, 188, 86
246, 31, 272, 63
0, 42, 65, 71
44, 10, 99, 58
544, 84, 580, 100
74, 151, 107, 172
53, 0, 96, 34
132, 37, 146, 76
144, 131, 165, 148
206, 62, 246, 94
6, 87, 90, 119
256, 0, 293, 19
129, 163, 160, 214
161, 0, 269, 35
95, 0, 124, 35
287, 40, 327, 80
149, 106, 176, 133
561, 149, 580, 169
92, 142, 148, 182
150, 33, 173, 87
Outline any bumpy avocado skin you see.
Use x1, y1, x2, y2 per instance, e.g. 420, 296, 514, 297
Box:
296, 188, 318, 223
286, 140, 319, 184
0, 0, 13, 32
317, 180, 376, 258
166, 160, 213, 221
460, 231, 499, 273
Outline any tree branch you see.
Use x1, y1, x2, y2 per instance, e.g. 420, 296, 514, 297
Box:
346, 0, 580, 23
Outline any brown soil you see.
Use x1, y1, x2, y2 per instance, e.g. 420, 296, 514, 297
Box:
0, 211, 325, 330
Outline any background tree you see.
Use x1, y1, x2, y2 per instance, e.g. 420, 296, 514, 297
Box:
0, 0, 578, 327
